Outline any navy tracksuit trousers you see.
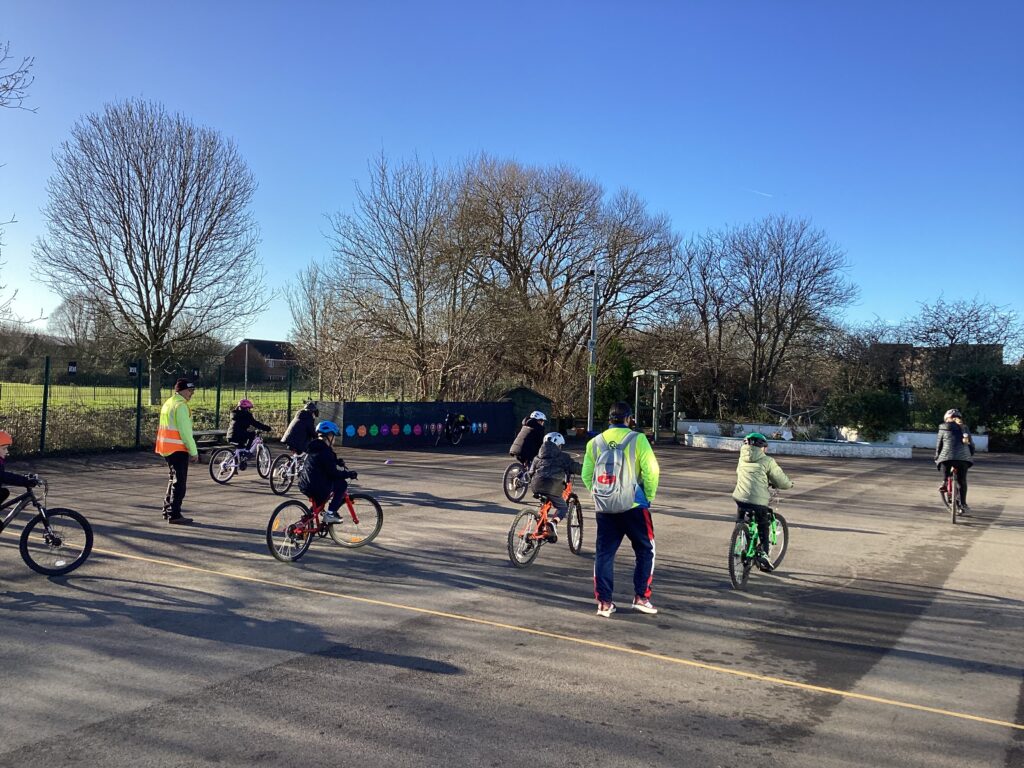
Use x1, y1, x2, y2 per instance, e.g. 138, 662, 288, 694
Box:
593, 506, 656, 603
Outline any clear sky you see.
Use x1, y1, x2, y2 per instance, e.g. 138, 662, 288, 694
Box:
2, 1, 1022, 344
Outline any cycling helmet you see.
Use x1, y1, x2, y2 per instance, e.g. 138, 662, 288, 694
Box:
0, 430, 12, 447
944, 408, 962, 420
608, 401, 632, 423
316, 420, 341, 436
238, 398, 254, 409
744, 432, 769, 447
529, 410, 547, 421
544, 432, 566, 447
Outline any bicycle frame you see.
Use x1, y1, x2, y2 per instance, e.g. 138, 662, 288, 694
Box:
737, 507, 781, 559
291, 493, 362, 538
0, 486, 42, 533
527, 479, 574, 542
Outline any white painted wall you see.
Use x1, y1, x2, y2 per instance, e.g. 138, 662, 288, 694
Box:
684, 433, 913, 459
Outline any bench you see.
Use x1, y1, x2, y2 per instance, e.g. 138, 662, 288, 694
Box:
192, 429, 228, 456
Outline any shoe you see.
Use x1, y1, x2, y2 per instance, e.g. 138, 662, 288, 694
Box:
756, 552, 775, 572
239, 461, 248, 471
167, 515, 193, 525
322, 509, 343, 524
596, 602, 616, 618
958, 503, 971, 515
632, 596, 658, 614
545, 520, 559, 543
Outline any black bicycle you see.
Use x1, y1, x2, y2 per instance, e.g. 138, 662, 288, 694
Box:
435, 413, 470, 447
502, 458, 534, 503
0, 476, 93, 575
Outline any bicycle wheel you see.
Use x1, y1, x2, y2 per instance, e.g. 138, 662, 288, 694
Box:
766, 512, 789, 568
328, 493, 383, 548
19, 508, 93, 576
567, 494, 583, 554
951, 474, 961, 524
256, 444, 272, 478
270, 454, 295, 495
507, 509, 542, 568
449, 427, 464, 446
266, 500, 314, 562
208, 448, 238, 484
728, 524, 753, 589
502, 462, 529, 503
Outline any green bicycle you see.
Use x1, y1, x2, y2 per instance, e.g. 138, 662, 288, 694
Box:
728, 493, 789, 589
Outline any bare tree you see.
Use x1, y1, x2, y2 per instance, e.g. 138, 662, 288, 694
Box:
35, 99, 266, 403
906, 296, 1023, 363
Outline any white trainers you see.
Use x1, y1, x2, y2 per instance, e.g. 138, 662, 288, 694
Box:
596, 602, 616, 618
322, 509, 343, 524
631, 597, 658, 614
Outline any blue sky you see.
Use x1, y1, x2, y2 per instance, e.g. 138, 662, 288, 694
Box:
2, 1, 1022, 343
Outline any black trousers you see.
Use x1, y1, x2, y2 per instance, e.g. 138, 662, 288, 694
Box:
736, 502, 773, 554
163, 452, 190, 517
939, 460, 970, 504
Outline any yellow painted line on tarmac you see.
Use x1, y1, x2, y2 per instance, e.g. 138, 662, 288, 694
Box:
93, 547, 1024, 732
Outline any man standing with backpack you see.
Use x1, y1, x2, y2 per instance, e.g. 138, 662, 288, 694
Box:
582, 402, 661, 618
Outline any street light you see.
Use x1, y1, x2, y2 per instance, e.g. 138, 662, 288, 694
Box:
586, 257, 599, 433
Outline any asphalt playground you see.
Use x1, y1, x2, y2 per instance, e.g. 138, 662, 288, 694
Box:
1, 442, 1022, 767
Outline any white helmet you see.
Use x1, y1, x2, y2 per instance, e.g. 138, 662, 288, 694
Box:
544, 432, 565, 447
529, 410, 547, 421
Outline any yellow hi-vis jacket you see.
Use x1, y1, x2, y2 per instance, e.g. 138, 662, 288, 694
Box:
155, 392, 198, 457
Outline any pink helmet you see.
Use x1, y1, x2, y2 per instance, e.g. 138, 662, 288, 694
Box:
238, 398, 254, 409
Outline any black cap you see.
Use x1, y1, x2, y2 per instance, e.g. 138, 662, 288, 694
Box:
174, 378, 196, 392
608, 401, 632, 423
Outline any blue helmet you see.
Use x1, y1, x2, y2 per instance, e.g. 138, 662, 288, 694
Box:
316, 420, 341, 436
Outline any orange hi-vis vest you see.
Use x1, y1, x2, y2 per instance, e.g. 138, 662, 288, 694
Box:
155, 393, 197, 457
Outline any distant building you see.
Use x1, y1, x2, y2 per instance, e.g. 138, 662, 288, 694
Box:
224, 339, 296, 382
499, 386, 554, 425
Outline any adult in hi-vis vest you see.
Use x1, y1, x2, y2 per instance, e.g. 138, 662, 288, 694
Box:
156, 378, 199, 525
582, 401, 661, 618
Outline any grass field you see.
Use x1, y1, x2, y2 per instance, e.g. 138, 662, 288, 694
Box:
0, 381, 320, 410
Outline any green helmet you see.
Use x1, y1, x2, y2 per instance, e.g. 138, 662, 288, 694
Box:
744, 432, 769, 447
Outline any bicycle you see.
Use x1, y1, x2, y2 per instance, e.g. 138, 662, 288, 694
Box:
209, 432, 272, 484
0, 476, 93, 576
939, 465, 964, 524
728, 491, 789, 590
435, 412, 470, 447
502, 458, 534, 503
269, 451, 305, 495
266, 485, 383, 562
507, 473, 583, 567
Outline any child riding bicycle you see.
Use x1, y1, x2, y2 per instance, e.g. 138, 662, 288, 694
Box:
281, 401, 319, 454
732, 432, 793, 572
528, 432, 582, 539
297, 421, 358, 524
228, 399, 272, 453
0, 429, 39, 507
509, 410, 547, 466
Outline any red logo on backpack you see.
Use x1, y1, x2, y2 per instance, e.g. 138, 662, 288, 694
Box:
597, 473, 616, 484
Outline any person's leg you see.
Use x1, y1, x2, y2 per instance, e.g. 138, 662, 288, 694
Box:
0, 487, 10, 507
953, 461, 970, 506
549, 495, 568, 522
322, 477, 349, 522
164, 452, 189, 519
755, 507, 772, 556
940, 461, 953, 493
594, 512, 625, 606
624, 507, 656, 602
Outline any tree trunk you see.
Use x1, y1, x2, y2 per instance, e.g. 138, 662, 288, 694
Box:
148, 353, 162, 406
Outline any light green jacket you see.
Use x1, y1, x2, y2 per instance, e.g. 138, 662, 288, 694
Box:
732, 444, 792, 506
582, 426, 660, 505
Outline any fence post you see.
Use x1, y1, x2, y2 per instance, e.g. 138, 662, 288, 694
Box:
40, 356, 51, 453
135, 359, 143, 448
287, 365, 294, 416
215, 365, 223, 429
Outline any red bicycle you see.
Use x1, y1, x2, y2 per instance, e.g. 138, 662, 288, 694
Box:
939, 466, 964, 525
266, 488, 383, 562
507, 474, 583, 567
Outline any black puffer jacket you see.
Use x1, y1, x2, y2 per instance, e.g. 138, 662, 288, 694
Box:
509, 418, 545, 463
297, 438, 350, 500
282, 409, 316, 452
529, 441, 582, 498
935, 421, 974, 466
227, 407, 271, 445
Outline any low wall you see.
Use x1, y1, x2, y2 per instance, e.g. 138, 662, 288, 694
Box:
839, 428, 989, 452
684, 433, 913, 459
678, 420, 804, 438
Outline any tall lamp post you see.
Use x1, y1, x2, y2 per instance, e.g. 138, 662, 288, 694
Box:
586, 256, 600, 433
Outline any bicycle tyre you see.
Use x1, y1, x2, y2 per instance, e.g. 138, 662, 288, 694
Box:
567, 494, 583, 554
19, 507, 93, 576
767, 512, 789, 568
449, 427, 464, 446
328, 493, 383, 548
209, 448, 238, 484
266, 500, 314, 562
502, 462, 529, 503
269, 454, 295, 495
728, 523, 752, 589
951, 474, 961, 524
507, 509, 542, 568
256, 444, 272, 478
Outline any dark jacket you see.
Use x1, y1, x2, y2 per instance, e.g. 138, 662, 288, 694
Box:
282, 409, 316, 452
228, 408, 271, 445
509, 418, 546, 463
529, 441, 582, 498
297, 438, 348, 501
0, 458, 34, 489
935, 422, 974, 466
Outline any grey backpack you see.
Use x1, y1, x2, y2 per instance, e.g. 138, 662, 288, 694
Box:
590, 431, 639, 513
